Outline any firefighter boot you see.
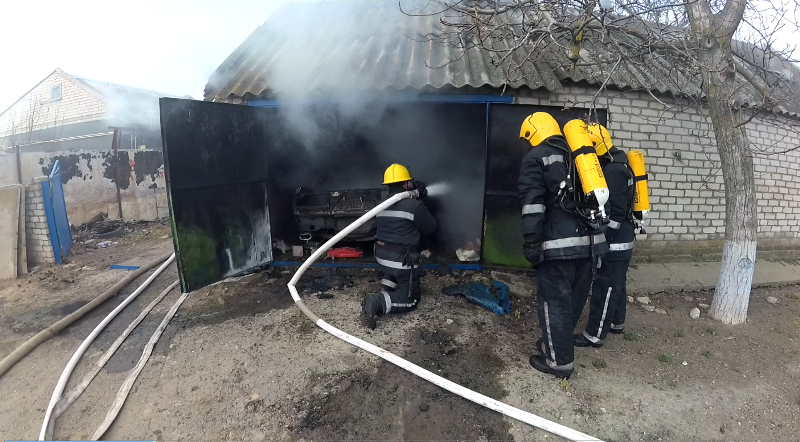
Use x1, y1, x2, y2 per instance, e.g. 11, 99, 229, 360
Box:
574, 333, 603, 348
362, 293, 386, 330
529, 355, 574, 379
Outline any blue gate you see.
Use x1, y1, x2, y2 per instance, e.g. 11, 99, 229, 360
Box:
42, 160, 73, 263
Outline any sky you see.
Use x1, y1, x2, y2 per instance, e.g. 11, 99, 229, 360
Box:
0, 0, 293, 110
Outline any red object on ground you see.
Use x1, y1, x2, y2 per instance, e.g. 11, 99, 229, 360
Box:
327, 247, 364, 259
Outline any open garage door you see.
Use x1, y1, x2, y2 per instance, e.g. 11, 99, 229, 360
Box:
160, 98, 273, 292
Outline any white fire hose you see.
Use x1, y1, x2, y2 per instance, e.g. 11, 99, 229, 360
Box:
287, 190, 602, 442
39, 253, 176, 440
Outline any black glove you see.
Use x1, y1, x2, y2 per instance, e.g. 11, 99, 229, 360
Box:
523, 248, 542, 268
412, 180, 428, 199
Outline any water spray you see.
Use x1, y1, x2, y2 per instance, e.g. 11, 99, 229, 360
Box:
424, 182, 452, 197
286, 191, 602, 442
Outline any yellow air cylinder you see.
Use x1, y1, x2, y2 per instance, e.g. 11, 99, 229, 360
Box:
627, 149, 650, 217
563, 120, 610, 213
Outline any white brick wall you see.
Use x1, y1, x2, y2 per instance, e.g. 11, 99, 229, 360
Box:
515, 87, 800, 259
25, 178, 55, 264
0, 70, 107, 137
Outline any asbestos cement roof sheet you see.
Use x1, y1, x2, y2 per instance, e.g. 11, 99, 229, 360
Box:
204, 1, 800, 116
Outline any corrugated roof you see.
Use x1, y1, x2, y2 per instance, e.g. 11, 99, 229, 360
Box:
204, 1, 800, 115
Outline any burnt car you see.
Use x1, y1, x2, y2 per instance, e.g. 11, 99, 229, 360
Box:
293, 187, 388, 241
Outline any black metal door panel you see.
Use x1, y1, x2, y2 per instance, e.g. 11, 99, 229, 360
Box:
160, 98, 272, 291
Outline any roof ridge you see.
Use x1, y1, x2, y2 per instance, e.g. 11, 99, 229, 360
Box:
73, 75, 176, 97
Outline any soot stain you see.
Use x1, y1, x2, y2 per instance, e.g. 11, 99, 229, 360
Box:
132, 151, 163, 185
41, 154, 83, 183
102, 151, 132, 189
289, 326, 512, 441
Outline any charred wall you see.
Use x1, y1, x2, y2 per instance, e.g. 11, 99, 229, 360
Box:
262, 102, 487, 257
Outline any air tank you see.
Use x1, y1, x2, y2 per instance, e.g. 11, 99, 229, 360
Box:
627, 149, 650, 217
563, 120, 610, 217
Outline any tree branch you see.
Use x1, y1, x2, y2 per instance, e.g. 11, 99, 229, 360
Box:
733, 59, 774, 104
683, 0, 714, 30
717, 0, 748, 37
444, 0, 537, 16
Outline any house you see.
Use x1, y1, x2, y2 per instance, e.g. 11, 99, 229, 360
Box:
160, 1, 800, 290
0, 68, 186, 226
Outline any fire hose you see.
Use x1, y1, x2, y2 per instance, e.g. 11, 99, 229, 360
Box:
39, 253, 176, 440
0, 252, 174, 379
287, 190, 602, 442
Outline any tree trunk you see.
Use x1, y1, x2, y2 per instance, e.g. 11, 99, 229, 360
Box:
699, 42, 759, 325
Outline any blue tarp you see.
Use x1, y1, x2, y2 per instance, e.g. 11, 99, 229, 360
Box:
442, 281, 511, 315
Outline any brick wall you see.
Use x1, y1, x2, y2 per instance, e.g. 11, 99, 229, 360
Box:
516, 87, 800, 262
0, 70, 106, 137
25, 177, 55, 264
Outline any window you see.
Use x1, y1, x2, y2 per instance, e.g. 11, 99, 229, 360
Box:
50, 85, 62, 101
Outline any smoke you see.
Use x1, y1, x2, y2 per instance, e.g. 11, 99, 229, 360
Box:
259, 1, 439, 152
252, 1, 486, 255
78, 77, 182, 131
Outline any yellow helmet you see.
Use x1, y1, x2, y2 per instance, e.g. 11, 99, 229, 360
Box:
587, 123, 614, 156
383, 163, 412, 185
520, 112, 562, 147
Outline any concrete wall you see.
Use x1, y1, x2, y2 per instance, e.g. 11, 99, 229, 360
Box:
25, 178, 55, 265
0, 146, 167, 226
517, 87, 800, 261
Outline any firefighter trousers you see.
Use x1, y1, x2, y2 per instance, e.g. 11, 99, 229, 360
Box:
376, 248, 421, 314
583, 258, 630, 342
536, 258, 593, 367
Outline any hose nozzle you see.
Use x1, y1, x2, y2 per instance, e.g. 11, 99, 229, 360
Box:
412, 180, 427, 199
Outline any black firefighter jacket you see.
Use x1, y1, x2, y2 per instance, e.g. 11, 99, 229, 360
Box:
601, 147, 636, 261
518, 136, 608, 266
376, 189, 437, 247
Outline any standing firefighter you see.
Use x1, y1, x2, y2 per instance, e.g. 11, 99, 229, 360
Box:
362, 164, 437, 329
518, 113, 608, 378
575, 125, 637, 346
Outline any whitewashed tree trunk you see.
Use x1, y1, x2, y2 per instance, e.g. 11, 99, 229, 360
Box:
689, 7, 759, 325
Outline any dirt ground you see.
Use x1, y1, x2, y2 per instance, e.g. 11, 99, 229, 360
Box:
0, 226, 799, 442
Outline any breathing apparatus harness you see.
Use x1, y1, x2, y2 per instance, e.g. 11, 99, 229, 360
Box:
548, 138, 608, 279
601, 148, 641, 236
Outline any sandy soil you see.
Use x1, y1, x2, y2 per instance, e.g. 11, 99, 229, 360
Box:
0, 226, 798, 441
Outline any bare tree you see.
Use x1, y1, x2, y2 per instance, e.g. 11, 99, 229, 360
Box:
409, 0, 800, 324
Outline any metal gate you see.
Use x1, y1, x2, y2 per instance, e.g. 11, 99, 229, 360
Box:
42, 160, 73, 263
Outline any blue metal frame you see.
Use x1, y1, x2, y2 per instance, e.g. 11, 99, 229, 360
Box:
40, 160, 73, 264
247, 95, 514, 108
40, 179, 62, 264
270, 261, 483, 270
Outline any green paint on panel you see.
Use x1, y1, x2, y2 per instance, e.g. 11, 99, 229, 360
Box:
483, 212, 530, 268
176, 226, 222, 290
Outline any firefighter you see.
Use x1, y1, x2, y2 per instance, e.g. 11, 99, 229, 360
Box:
518, 113, 608, 379
575, 124, 635, 347
362, 164, 437, 329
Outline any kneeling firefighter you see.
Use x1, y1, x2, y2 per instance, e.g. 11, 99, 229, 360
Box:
575, 125, 641, 346
518, 113, 608, 378
362, 164, 437, 329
